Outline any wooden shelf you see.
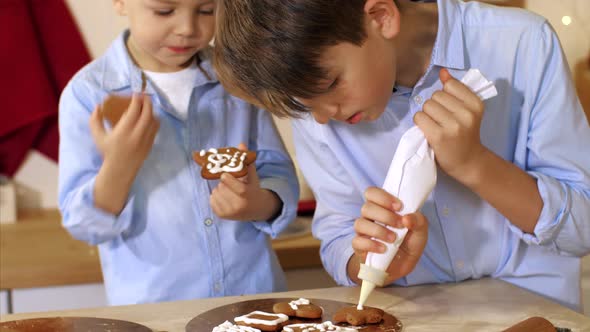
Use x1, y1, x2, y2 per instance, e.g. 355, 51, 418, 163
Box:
0, 210, 320, 290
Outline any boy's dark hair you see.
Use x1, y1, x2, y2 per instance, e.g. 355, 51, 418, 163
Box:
214, 0, 368, 117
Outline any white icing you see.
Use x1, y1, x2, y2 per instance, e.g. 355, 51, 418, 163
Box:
234, 311, 288, 326
212, 321, 261, 332
283, 321, 359, 332
200, 149, 207, 157
205, 150, 249, 174
289, 298, 311, 310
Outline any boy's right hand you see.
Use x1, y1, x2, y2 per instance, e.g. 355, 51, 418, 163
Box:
348, 187, 429, 285
89, 94, 160, 215
90, 93, 160, 176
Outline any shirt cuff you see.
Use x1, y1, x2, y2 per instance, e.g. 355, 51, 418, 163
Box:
507, 171, 566, 247
251, 177, 298, 238
322, 233, 357, 287
62, 177, 136, 245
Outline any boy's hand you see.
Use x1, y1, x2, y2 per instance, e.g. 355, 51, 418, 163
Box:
348, 187, 428, 285
210, 143, 282, 221
414, 68, 488, 183
90, 93, 160, 176
89, 93, 160, 214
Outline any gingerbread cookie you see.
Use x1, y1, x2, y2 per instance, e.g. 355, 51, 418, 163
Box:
192, 147, 257, 180
100, 95, 131, 126
213, 321, 261, 331
282, 322, 357, 332
333, 306, 384, 326
273, 298, 323, 319
234, 311, 288, 331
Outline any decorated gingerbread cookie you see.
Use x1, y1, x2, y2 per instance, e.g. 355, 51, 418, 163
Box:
213, 321, 261, 331
282, 321, 358, 332
100, 95, 131, 126
234, 311, 288, 331
273, 298, 323, 319
332, 306, 384, 326
192, 147, 257, 180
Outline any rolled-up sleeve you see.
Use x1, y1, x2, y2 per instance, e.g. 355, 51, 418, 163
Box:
249, 109, 299, 238
58, 81, 135, 245
508, 22, 590, 256
292, 119, 360, 286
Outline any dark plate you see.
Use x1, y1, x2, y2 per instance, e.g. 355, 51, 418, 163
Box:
185, 298, 402, 331
0, 317, 152, 332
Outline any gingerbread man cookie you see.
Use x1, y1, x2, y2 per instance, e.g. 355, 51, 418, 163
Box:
282, 321, 358, 332
332, 306, 384, 326
273, 298, 323, 319
234, 311, 288, 331
192, 147, 257, 180
100, 95, 131, 126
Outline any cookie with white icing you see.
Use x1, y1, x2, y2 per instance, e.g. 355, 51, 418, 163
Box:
213, 321, 261, 331
273, 298, 323, 319
192, 147, 257, 180
234, 311, 288, 331
282, 321, 358, 332
100, 95, 131, 126
332, 306, 384, 326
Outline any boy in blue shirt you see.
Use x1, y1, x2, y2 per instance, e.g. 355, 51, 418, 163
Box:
58, 0, 299, 305
212, 0, 590, 310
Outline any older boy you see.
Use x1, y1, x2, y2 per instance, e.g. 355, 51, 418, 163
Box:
213, 0, 590, 311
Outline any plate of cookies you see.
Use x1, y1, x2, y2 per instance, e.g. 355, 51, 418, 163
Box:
185, 297, 402, 332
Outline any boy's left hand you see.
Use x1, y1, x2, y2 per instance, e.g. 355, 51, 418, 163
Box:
210, 143, 282, 221
414, 68, 488, 183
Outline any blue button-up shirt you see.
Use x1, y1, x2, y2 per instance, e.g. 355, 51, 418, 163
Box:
58, 32, 299, 305
293, 0, 590, 311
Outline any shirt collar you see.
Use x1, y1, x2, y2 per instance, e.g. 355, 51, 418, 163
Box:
101, 30, 218, 93
431, 0, 467, 70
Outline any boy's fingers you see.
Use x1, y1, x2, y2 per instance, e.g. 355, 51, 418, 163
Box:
360, 201, 402, 228
440, 70, 483, 112
402, 213, 428, 231
220, 173, 248, 195
118, 93, 143, 131
364, 187, 403, 211
89, 107, 106, 142
135, 94, 154, 136
237, 142, 248, 151
352, 236, 386, 254
439, 68, 453, 83
354, 218, 397, 243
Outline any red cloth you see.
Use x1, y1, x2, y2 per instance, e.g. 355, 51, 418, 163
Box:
0, 0, 91, 176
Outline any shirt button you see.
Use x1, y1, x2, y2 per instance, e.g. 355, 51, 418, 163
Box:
204, 218, 213, 226
456, 261, 465, 270
413, 95, 424, 105
442, 207, 450, 217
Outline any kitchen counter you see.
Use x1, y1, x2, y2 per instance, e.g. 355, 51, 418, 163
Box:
1, 278, 588, 331
0, 210, 320, 290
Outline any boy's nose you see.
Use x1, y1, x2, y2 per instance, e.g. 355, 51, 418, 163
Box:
311, 104, 339, 124
175, 16, 196, 37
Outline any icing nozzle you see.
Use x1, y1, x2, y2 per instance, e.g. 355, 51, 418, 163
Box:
357, 263, 388, 310
358, 280, 376, 310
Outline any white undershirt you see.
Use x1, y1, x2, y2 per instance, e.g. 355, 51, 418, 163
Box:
144, 61, 198, 121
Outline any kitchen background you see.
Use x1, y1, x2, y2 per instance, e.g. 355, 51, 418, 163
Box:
0, 0, 589, 317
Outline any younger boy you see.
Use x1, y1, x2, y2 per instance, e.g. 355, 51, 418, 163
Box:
58, 0, 299, 305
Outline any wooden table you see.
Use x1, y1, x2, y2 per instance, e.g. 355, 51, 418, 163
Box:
1, 279, 588, 331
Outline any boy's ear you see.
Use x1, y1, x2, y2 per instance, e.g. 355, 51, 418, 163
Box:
364, 0, 400, 39
112, 0, 127, 16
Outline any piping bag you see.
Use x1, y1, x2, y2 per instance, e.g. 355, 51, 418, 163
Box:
357, 69, 498, 309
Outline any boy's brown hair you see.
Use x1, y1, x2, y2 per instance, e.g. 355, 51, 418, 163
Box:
213, 0, 368, 117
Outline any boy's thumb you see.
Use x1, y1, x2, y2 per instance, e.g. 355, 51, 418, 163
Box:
439, 68, 453, 84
